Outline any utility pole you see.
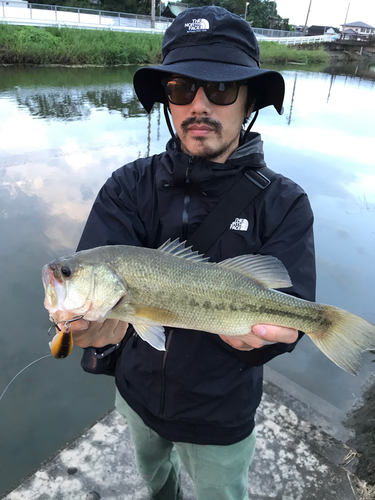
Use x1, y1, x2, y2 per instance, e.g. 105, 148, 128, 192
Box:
244, 2, 249, 20
159, 0, 165, 18
342, 3, 350, 40
151, 0, 155, 28
302, 0, 312, 36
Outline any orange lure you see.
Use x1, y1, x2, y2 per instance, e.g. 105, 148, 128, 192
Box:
50, 324, 73, 359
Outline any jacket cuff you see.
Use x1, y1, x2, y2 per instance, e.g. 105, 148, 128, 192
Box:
235, 331, 304, 366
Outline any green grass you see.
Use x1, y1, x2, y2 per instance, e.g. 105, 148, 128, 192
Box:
0, 24, 164, 65
0, 25, 329, 66
259, 41, 329, 65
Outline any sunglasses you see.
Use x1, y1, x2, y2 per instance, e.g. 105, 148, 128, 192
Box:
161, 77, 243, 106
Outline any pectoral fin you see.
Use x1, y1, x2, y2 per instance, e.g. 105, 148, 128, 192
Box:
134, 305, 178, 324
125, 305, 176, 350
133, 323, 166, 351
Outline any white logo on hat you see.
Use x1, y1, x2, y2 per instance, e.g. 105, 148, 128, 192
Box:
185, 18, 210, 32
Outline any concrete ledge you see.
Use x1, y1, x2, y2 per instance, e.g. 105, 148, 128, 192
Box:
264, 366, 353, 443
3, 386, 364, 500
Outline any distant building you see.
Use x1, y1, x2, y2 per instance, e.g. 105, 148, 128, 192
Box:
162, 2, 188, 18
341, 28, 359, 40
3, 0, 28, 7
295, 25, 307, 33
307, 25, 340, 36
340, 21, 375, 38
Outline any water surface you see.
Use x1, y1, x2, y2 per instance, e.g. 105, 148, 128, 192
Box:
0, 63, 374, 495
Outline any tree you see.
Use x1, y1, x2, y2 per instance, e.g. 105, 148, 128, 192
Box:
31, 0, 289, 27
186, 0, 288, 30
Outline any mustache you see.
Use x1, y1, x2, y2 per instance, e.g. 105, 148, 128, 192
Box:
180, 117, 223, 134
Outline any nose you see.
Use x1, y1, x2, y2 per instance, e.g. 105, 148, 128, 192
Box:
189, 86, 211, 115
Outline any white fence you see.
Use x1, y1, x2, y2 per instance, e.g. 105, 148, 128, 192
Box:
275, 34, 336, 45
0, 1, 335, 43
0, 1, 174, 32
252, 27, 301, 38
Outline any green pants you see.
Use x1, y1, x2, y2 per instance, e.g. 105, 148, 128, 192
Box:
115, 389, 256, 500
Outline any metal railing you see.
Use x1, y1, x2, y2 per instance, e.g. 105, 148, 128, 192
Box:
0, 1, 174, 32
0, 1, 333, 44
252, 27, 301, 38
276, 34, 336, 44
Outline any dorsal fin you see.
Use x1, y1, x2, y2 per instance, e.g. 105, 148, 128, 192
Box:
158, 239, 210, 263
218, 254, 292, 289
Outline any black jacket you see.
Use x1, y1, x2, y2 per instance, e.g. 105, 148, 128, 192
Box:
78, 132, 316, 445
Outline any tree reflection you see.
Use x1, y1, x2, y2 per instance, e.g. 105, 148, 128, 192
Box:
14, 86, 145, 120
86, 89, 145, 118
1, 65, 149, 120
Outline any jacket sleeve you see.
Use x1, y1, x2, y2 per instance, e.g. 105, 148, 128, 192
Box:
77, 163, 146, 251
235, 191, 316, 366
77, 163, 147, 360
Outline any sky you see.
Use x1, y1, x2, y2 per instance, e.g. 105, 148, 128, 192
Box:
275, 0, 375, 28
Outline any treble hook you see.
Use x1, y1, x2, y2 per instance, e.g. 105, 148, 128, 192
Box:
47, 314, 90, 336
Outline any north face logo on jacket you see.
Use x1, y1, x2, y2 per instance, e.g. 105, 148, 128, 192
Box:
230, 218, 249, 231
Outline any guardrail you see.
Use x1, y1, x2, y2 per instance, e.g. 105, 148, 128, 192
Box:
276, 34, 336, 44
0, 1, 333, 44
252, 27, 301, 38
0, 1, 174, 31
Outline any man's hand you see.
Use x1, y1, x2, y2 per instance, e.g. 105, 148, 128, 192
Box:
52, 311, 129, 348
219, 324, 299, 351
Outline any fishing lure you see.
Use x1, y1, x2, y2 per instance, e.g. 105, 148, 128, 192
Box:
50, 323, 73, 359
48, 315, 90, 359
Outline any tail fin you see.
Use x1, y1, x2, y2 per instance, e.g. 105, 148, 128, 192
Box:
307, 307, 375, 375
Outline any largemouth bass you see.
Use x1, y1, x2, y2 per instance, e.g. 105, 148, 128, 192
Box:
42, 239, 375, 374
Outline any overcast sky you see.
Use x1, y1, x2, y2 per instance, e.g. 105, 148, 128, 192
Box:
275, 0, 375, 28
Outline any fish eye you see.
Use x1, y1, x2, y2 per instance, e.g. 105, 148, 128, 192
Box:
61, 265, 72, 277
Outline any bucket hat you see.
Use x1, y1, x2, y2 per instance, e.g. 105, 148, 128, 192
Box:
134, 6, 285, 114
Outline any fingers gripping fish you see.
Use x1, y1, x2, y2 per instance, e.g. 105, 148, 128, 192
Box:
42, 239, 375, 375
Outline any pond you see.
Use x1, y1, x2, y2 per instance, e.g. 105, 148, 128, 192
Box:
0, 62, 374, 496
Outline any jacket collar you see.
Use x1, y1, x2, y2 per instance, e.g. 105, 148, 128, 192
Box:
156, 131, 267, 196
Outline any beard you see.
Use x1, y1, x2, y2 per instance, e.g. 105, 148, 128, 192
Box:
179, 116, 239, 162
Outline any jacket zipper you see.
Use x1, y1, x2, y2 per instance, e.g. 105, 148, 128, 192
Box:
158, 329, 174, 418
182, 158, 193, 241
159, 160, 192, 418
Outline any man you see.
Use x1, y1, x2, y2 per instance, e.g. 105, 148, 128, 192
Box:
68, 6, 316, 500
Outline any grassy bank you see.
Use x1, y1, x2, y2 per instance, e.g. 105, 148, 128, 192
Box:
0, 24, 329, 66
259, 41, 329, 65
0, 24, 164, 65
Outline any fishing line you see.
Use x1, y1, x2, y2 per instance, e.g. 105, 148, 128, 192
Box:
0, 354, 52, 404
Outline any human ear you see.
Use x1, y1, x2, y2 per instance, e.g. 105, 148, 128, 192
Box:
246, 100, 256, 119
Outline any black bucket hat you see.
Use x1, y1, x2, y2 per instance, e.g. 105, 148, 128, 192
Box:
134, 6, 285, 114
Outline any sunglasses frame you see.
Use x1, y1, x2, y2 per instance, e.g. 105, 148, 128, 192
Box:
161, 77, 243, 106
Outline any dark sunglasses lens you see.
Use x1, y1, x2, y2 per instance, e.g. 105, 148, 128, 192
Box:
163, 78, 239, 105
166, 78, 197, 105
206, 81, 239, 105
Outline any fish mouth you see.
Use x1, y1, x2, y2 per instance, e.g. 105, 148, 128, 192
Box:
42, 264, 66, 314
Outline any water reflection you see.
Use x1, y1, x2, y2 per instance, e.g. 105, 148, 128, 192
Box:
0, 64, 374, 496
325, 61, 375, 82
255, 67, 375, 410
13, 87, 144, 121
